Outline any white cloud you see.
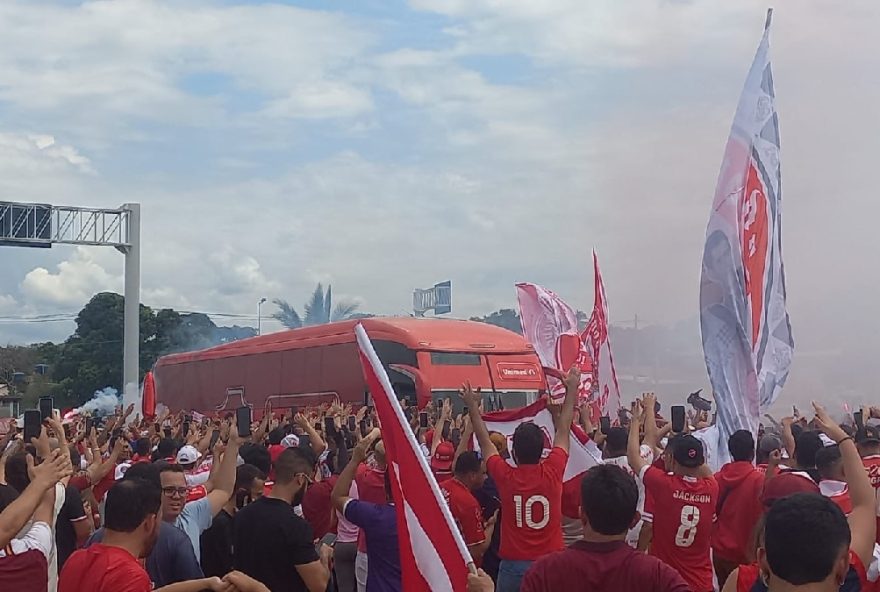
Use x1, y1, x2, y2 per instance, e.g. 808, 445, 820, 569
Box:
262, 80, 374, 120
0, 1, 375, 129
20, 247, 122, 307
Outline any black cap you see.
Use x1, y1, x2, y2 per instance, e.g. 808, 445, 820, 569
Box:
856, 425, 880, 444
672, 435, 705, 468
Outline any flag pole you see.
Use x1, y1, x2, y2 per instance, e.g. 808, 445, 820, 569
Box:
765, 7, 773, 31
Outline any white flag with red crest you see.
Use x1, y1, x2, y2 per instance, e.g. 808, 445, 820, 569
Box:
516, 283, 593, 404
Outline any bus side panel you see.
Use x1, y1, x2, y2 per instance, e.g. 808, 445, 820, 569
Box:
321, 343, 369, 405
246, 351, 283, 407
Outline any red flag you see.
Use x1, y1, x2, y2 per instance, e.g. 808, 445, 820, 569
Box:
582, 251, 621, 416
355, 324, 472, 592
142, 371, 156, 419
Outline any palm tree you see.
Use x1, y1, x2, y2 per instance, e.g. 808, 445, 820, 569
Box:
272, 283, 361, 329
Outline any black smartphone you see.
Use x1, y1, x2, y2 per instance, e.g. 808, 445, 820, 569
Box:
599, 416, 611, 435
163, 427, 172, 439
236, 406, 252, 438
671, 405, 686, 433
347, 415, 357, 432
182, 421, 191, 439
299, 434, 311, 449
63, 423, 72, 440
324, 416, 336, 435
314, 421, 322, 432
855, 410, 864, 430
359, 419, 367, 437
184, 414, 193, 424
419, 412, 429, 429
654, 401, 661, 415
319, 532, 337, 548
24, 410, 41, 442
38, 396, 54, 421
209, 430, 221, 449
85, 417, 94, 435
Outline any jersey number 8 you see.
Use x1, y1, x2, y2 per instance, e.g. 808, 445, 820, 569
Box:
675, 505, 700, 547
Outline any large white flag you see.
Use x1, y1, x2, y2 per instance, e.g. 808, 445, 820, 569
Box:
700, 10, 793, 462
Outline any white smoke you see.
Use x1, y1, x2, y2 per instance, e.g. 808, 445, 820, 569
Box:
73, 387, 120, 417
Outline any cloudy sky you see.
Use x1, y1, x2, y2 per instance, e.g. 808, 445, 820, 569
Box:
1, 1, 879, 403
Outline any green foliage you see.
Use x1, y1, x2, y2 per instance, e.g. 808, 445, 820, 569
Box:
273, 283, 361, 329
469, 308, 523, 334
6, 292, 256, 406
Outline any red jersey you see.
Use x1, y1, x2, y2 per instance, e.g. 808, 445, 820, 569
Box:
712, 461, 764, 565
487, 447, 567, 561
441, 478, 486, 549
92, 469, 117, 503
862, 455, 880, 545
59, 544, 152, 592
302, 476, 338, 541
641, 465, 718, 592
521, 540, 691, 592
735, 551, 869, 592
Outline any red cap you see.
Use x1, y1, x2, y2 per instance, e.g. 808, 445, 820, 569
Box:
761, 472, 819, 507
431, 441, 455, 473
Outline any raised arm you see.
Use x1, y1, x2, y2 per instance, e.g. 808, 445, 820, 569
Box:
780, 416, 796, 458
204, 426, 241, 517
459, 384, 498, 462
332, 429, 380, 512
294, 414, 327, 457
88, 437, 124, 485
552, 367, 581, 453
432, 399, 452, 456
453, 415, 473, 465
813, 402, 876, 568
627, 400, 649, 475
0, 450, 70, 548
642, 393, 661, 454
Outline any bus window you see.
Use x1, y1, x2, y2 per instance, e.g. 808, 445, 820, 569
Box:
430, 353, 481, 366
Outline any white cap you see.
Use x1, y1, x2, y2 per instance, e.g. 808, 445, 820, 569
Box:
114, 462, 132, 481
176, 445, 202, 465
281, 434, 300, 448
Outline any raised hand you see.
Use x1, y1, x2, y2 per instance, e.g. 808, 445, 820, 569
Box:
812, 401, 848, 443
458, 383, 482, 410
562, 366, 582, 392
28, 449, 72, 489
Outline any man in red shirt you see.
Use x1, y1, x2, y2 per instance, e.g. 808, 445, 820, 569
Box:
628, 400, 718, 592
431, 441, 455, 484
712, 429, 765, 586
463, 367, 580, 592
441, 451, 495, 565
856, 424, 880, 544
519, 464, 690, 592
60, 478, 159, 592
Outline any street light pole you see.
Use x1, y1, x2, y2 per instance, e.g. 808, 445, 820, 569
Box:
258, 297, 267, 335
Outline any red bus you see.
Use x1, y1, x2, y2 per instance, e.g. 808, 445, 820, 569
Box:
153, 317, 545, 414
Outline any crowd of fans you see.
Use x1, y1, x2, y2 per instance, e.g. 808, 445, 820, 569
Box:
1, 377, 879, 592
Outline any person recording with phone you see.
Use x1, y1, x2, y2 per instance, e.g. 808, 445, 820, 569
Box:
199, 464, 266, 578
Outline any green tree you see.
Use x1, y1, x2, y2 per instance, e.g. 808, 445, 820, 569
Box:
470, 309, 523, 334
49, 293, 256, 406
272, 283, 360, 329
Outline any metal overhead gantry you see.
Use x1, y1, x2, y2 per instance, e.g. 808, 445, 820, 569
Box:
0, 201, 141, 400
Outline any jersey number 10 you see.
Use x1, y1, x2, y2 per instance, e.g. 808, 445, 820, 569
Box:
513, 495, 550, 530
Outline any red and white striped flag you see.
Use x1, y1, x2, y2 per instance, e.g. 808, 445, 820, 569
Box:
582, 251, 621, 417
355, 323, 472, 592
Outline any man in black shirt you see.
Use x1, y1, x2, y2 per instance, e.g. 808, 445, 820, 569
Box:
233, 447, 331, 592
201, 464, 266, 578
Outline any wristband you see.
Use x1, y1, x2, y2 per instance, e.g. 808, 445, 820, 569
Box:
836, 436, 854, 446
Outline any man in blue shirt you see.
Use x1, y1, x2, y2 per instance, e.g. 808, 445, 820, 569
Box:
332, 430, 401, 592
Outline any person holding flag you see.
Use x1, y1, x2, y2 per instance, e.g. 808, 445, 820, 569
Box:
332, 428, 402, 592
461, 367, 581, 592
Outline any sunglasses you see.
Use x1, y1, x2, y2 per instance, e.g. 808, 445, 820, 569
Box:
161, 486, 188, 498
